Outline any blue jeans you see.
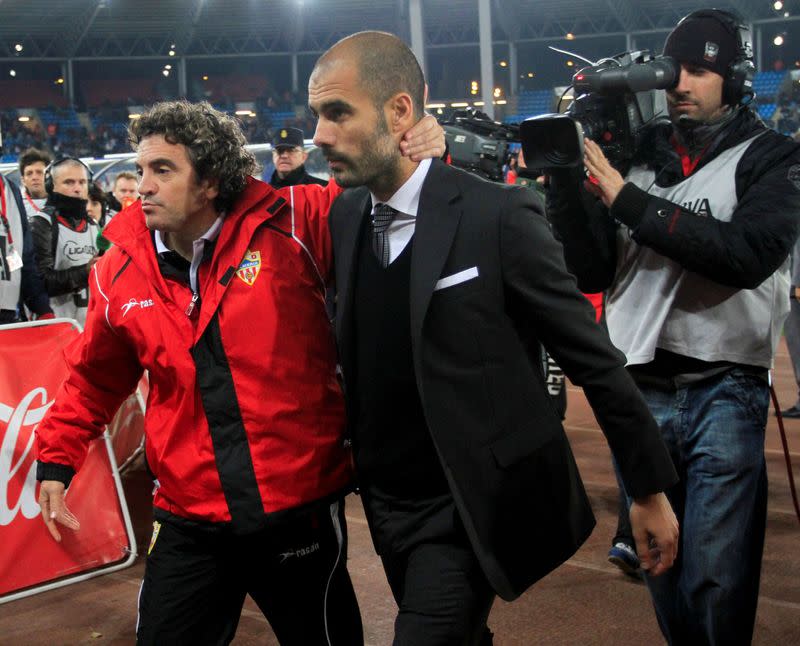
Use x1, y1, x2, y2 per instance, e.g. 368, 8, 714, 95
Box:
636, 369, 769, 646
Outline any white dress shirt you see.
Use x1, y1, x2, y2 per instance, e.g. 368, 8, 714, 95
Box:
369, 158, 432, 265
155, 215, 225, 294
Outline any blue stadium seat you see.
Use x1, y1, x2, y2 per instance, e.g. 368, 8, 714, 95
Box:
516, 90, 554, 119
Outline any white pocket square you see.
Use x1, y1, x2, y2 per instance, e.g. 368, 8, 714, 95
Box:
434, 266, 479, 291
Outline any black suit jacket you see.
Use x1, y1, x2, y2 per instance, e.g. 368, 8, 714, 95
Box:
329, 160, 677, 601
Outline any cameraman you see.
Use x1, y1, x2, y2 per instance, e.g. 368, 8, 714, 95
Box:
548, 9, 800, 645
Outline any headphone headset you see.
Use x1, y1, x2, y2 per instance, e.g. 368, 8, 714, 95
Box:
44, 157, 94, 194
676, 9, 755, 106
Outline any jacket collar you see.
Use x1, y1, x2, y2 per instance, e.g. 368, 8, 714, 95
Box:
270, 164, 309, 188
103, 177, 287, 325
335, 159, 462, 346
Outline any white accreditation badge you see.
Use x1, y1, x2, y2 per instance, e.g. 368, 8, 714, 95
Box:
5, 244, 22, 273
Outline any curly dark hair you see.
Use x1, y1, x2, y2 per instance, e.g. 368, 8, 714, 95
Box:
128, 100, 258, 212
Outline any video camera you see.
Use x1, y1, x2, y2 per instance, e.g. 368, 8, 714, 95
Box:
441, 109, 519, 182
520, 51, 678, 169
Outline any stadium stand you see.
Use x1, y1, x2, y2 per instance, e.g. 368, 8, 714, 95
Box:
0, 80, 67, 110
83, 80, 160, 108
503, 89, 554, 123
753, 70, 787, 100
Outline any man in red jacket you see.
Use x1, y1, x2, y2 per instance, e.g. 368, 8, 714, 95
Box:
34, 100, 443, 645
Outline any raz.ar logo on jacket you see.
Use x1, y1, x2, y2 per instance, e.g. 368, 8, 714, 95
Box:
680, 197, 713, 218
121, 297, 154, 317
236, 250, 261, 286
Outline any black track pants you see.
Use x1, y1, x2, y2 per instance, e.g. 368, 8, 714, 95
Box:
136, 499, 363, 646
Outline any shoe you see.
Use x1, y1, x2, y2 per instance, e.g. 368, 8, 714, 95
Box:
779, 404, 800, 418
608, 542, 642, 578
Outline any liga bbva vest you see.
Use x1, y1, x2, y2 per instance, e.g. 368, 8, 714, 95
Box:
606, 133, 789, 369
0, 178, 24, 312
32, 210, 98, 326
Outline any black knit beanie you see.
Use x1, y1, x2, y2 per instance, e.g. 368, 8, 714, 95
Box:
663, 11, 740, 77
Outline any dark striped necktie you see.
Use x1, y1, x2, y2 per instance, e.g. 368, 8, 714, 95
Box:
371, 203, 398, 268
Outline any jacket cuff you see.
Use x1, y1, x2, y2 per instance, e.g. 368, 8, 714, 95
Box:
609, 183, 651, 229
36, 461, 75, 488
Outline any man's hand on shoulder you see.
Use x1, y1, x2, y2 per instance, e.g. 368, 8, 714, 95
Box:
400, 113, 446, 161
39, 480, 80, 542
629, 491, 679, 576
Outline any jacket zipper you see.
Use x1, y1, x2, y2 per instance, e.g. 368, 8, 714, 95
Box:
185, 292, 199, 317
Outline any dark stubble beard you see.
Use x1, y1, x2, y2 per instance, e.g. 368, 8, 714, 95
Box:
331, 114, 402, 194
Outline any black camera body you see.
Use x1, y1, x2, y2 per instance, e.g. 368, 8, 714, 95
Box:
520, 51, 677, 169
442, 109, 519, 182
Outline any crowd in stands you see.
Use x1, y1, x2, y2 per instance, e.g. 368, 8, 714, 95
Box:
0, 82, 320, 162
0, 111, 47, 160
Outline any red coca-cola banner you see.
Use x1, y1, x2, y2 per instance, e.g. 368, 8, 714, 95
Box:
0, 320, 137, 602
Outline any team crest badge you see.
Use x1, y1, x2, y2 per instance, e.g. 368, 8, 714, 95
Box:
236, 250, 262, 286
703, 41, 719, 63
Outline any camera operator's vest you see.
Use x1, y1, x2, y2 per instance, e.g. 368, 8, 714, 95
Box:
0, 177, 24, 313
31, 210, 98, 327
606, 132, 789, 369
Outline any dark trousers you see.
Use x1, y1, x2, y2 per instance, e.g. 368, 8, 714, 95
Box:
364, 489, 495, 646
136, 499, 363, 646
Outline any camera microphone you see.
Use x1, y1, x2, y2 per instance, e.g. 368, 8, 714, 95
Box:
573, 57, 679, 94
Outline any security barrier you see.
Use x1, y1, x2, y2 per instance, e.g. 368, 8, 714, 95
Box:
0, 319, 140, 603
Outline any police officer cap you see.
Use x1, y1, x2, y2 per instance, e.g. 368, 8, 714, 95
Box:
273, 127, 305, 150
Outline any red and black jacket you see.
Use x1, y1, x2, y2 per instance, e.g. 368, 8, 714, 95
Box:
36, 178, 352, 532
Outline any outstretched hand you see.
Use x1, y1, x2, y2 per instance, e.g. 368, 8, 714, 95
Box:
629, 492, 679, 577
583, 138, 626, 208
39, 480, 80, 542
401, 113, 446, 162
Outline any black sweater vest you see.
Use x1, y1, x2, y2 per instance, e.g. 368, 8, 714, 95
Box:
353, 225, 449, 498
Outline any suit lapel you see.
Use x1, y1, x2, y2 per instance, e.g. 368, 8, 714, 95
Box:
410, 160, 462, 341
335, 190, 371, 380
